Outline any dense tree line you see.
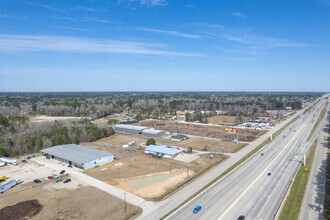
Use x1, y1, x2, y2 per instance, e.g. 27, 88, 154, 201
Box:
0, 93, 320, 120
0, 116, 114, 157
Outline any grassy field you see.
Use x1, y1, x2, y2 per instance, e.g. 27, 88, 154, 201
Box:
137, 120, 263, 142
308, 101, 328, 140
205, 115, 249, 126
83, 141, 228, 200
279, 142, 316, 220
96, 133, 244, 153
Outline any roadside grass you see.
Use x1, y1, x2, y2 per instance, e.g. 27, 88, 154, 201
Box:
308, 101, 328, 140
160, 138, 270, 220
279, 141, 317, 220
323, 109, 330, 219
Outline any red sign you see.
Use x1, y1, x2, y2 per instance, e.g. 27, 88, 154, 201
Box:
226, 128, 238, 133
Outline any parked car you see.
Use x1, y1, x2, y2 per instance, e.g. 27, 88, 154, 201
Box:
56, 179, 63, 183
60, 170, 65, 175
193, 205, 202, 214
267, 173, 271, 176
68, 164, 72, 168
52, 174, 58, 178
21, 160, 27, 163
238, 215, 245, 220
47, 176, 53, 180
34, 179, 41, 183
63, 179, 71, 183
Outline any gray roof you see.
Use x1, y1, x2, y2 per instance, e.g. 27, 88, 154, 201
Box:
171, 134, 188, 139
40, 144, 114, 165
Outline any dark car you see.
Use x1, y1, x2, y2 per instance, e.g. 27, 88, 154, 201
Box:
63, 179, 71, 183
68, 164, 72, 168
261, 153, 264, 156
60, 170, 65, 175
56, 179, 63, 183
34, 179, 41, 183
238, 215, 245, 220
21, 160, 27, 163
193, 205, 202, 214
267, 173, 271, 176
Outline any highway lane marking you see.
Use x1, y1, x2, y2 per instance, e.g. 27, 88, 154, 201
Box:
217, 102, 323, 220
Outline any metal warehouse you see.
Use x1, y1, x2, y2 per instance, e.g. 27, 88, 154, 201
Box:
142, 128, 166, 137
40, 144, 115, 170
114, 124, 149, 134
145, 145, 183, 159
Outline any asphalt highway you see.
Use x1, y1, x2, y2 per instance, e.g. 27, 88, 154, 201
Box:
167, 98, 328, 220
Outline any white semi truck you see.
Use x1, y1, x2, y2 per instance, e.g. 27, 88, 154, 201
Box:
0, 157, 18, 165
0, 179, 23, 193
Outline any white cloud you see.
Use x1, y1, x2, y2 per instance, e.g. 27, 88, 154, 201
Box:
119, 0, 168, 6
0, 34, 203, 57
83, 17, 112, 23
229, 12, 245, 18
49, 25, 93, 32
73, 6, 107, 12
136, 27, 201, 39
194, 22, 308, 49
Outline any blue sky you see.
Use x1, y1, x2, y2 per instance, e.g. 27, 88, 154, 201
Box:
0, 0, 329, 92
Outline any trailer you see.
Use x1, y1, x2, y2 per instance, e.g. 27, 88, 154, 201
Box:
0, 157, 18, 165
0, 179, 23, 194
0, 161, 5, 167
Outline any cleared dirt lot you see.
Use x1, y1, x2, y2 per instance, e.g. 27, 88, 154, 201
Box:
0, 161, 141, 220
0, 184, 141, 220
94, 133, 244, 153
136, 120, 264, 142
83, 142, 227, 200
205, 115, 249, 125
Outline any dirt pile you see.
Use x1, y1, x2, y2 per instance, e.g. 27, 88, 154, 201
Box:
0, 200, 43, 220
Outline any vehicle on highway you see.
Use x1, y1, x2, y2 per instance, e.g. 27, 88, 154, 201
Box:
34, 179, 41, 183
63, 179, 71, 183
60, 170, 65, 175
47, 176, 53, 180
193, 205, 202, 214
261, 153, 264, 156
237, 215, 245, 220
267, 173, 271, 176
56, 179, 63, 183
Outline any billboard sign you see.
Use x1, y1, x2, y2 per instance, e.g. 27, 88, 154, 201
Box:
226, 128, 238, 133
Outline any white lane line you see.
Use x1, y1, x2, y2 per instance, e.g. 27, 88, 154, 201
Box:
217, 103, 320, 220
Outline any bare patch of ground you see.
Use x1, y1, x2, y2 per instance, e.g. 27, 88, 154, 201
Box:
0, 184, 141, 220
0, 200, 42, 220
30, 115, 90, 123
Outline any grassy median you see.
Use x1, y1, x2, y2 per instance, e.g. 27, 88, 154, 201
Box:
279, 141, 316, 220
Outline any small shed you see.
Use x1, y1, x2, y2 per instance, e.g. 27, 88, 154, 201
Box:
171, 134, 189, 141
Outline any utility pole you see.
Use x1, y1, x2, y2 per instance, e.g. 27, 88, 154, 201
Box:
124, 193, 127, 213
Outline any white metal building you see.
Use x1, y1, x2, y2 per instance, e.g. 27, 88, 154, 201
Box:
114, 124, 149, 134
145, 145, 183, 159
40, 144, 115, 170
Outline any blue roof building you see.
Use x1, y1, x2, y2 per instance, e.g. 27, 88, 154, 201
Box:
145, 145, 183, 159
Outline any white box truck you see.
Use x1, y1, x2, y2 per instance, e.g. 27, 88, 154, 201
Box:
0, 157, 18, 165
